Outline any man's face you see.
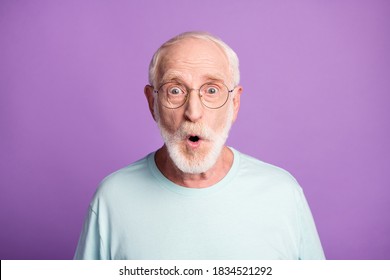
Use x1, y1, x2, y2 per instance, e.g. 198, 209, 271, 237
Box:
153, 38, 240, 174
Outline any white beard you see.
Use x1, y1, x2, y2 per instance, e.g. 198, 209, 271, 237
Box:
155, 100, 234, 174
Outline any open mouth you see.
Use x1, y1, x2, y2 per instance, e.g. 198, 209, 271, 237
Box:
186, 135, 202, 148
188, 135, 200, 142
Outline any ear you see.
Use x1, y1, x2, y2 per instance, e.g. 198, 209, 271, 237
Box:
144, 85, 157, 122
232, 85, 243, 122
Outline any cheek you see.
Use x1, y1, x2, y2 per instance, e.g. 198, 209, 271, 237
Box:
208, 109, 231, 131
159, 109, 182, 132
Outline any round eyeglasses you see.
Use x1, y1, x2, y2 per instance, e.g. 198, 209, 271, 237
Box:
153, 81, 235, 109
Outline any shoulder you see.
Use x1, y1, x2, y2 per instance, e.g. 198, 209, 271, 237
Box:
233, 149, 302, 193
91, 153, 155, 206
236, 150, 299, 182
101, 154, 151, 187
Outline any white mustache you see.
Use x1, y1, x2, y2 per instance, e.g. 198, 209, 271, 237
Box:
176, 122, 214, 140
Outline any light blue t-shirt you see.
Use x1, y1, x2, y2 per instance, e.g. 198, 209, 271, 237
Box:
74, 148, 325, 259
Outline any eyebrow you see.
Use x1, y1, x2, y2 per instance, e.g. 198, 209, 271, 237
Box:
159, 74, 185, 85
159, 73, 226, 86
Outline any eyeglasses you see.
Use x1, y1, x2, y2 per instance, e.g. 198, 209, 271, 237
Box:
153, 81, 235, 109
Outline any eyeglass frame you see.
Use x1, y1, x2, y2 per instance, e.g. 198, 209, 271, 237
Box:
153, 81, 236, 109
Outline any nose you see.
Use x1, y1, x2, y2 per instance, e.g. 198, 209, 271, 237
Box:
184, 89, 203, 122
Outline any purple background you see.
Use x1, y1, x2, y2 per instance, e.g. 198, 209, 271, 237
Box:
1, 0, 389, 260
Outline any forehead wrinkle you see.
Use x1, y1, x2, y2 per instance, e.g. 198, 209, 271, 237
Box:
157, 39, 231, 86
170, 57, 226, 71
159, 62, 228, 85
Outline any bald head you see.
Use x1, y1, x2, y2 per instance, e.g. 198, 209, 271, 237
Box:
157, 37, 231, 89
148, 32, 240, 88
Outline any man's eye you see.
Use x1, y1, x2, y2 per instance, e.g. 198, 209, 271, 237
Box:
169, 87, 183, 95
206, 87, 219, 94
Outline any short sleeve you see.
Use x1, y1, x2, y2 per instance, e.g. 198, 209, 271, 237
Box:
74, 206, 107, 260
296, 188, 326, 259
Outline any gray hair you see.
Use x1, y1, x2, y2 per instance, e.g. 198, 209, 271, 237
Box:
148, 31, 240, 88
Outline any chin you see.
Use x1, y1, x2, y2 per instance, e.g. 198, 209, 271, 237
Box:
169, 141, 224, 174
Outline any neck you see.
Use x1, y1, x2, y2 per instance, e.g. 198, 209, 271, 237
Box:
154, 145, 234, 188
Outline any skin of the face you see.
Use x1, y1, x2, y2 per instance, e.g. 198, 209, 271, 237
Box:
144, 37, 243, 188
